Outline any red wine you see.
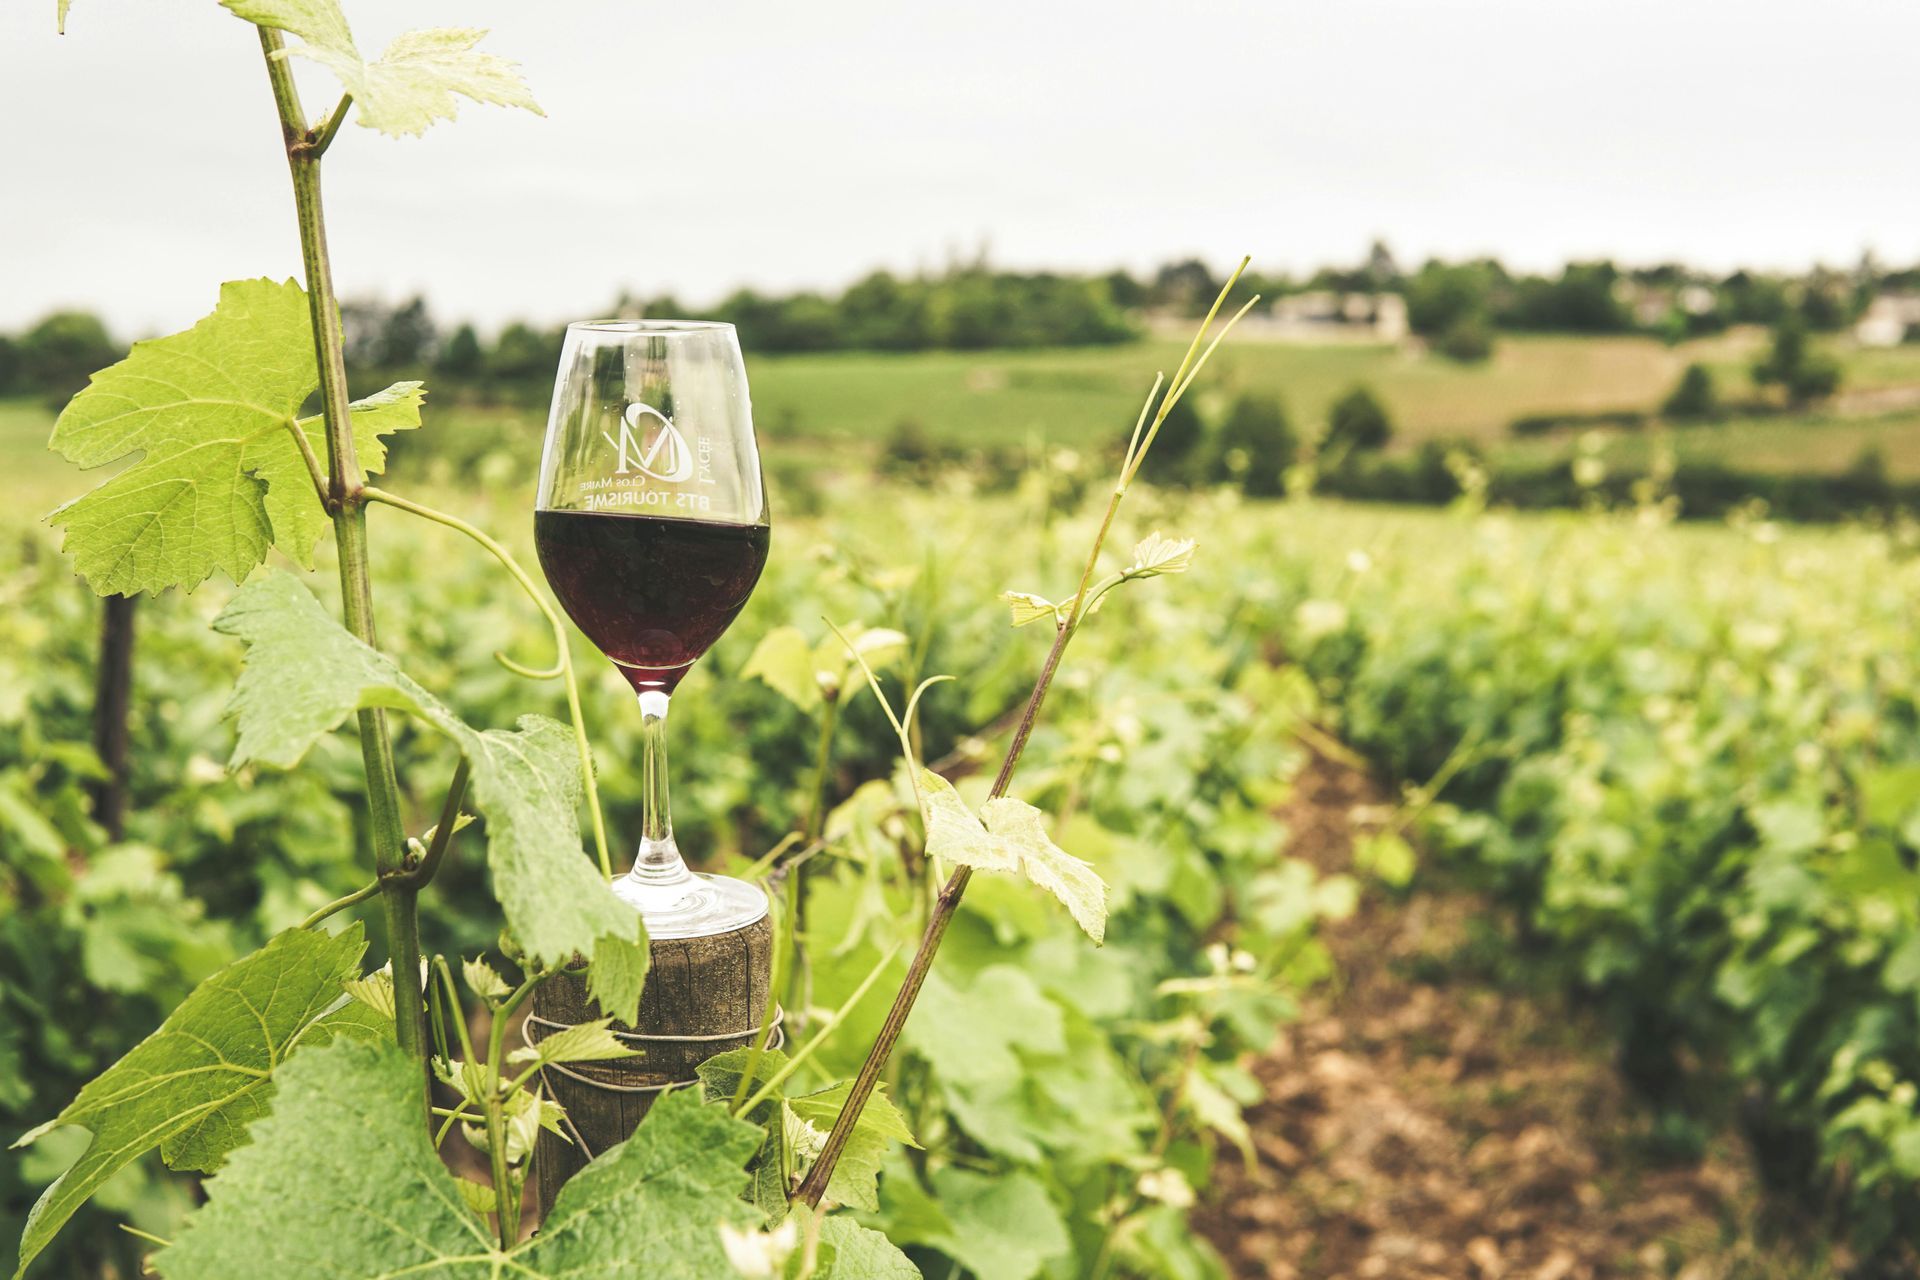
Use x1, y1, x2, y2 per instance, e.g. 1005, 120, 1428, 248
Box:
534, 509, 770, 693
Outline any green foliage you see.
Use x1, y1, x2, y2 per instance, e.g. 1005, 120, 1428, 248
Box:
46, 279, 421, 594
1322, 384, 1393, 456
1131, 392, 1206, 487
1498, 260, 1632, 333
155, 1041, 762, 1277
10, 313, 119, 402
1199, 393, 1294, 496
12, 927, 384, 1277
435, 323, 485, 378
1752, 315, 1842, 405
1279, 503, 1920, 1252
695, 1047, 917, 1216
1661, 361, 1719, 420
918, 772, 1108, 942
884, 1168, 1069, 1280
1404, 260, 1498, 337
223, 0, 542, 137
213, 573, 648, 1021
1434, 312, 1495, 362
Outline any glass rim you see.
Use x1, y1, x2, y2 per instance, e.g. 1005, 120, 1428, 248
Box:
565, 318, 736, 336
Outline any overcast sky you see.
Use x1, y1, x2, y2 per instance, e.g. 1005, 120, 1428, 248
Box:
5, 0, 1917, 336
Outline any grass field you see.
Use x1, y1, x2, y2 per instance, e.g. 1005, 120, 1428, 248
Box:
749, 333, 1701, 448
11, 329, 1920, 505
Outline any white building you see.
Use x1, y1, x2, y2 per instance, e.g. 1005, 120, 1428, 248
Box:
1855, 293, 1920, 347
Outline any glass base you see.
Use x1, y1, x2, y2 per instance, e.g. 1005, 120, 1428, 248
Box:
610, 866, 769, 940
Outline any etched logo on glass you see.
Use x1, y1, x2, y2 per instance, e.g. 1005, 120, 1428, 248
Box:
602, 401, 694, 483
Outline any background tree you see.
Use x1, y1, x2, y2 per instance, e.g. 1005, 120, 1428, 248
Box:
1435, 313, 1495, 363
1134, 393, 1207, 486
490, 321, 563, 382
375, 297, 437, 368
1753, 316, 1842, 406
1323, 385, 1393, 454
1405, 260, 1500, 337
1662, 363, 1719, 420
1152, 258, 1222, 314
434, 323, 485, 379
17, 311, 120, 401
1500, 261, 1631, 332
1202, 392, 1295, 496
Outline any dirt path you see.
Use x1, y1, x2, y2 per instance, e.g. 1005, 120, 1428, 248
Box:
1195, 753, 1828, 1280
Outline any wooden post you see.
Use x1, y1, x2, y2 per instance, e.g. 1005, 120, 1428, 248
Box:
529, 914, 774, 1217
89, 593, 137, 841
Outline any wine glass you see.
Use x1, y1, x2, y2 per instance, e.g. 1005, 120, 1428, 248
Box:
534, 320, 771, 938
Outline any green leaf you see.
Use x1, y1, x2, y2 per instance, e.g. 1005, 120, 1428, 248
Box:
1184, 1064, 1255, 1169
787, 1080, 918, 1213
342, 967, 396, 1020
887, 1168, 1068, 1280
12, 926, 381, 1278
519, 1018, 637, 1068
48, 279, 312, 595
695, 1049, 793, 1221
212, 571, 649, 1020
918, 772, 1108, 942
902, 965, 1064, 1085
1354, 829, 1416, 888
224, 0, 542, 138
156, 1041, 763, 1278
919, 772, 1018, 873
1125, 530, 1197, 577
812, 1216, 920, 1279
266, 381, 424, 569
696, 1050, 918, 1217
1000, 590, 1061, 628
743, 625, 823, 712
456, 1178, 496, 1216
1863, 764, 1920, 831
461, 955, 511, 1000
981, 796, 1108, 944
45, 275, 420, 592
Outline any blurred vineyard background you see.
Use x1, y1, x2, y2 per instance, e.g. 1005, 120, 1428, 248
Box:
10, 250, 1920, 1279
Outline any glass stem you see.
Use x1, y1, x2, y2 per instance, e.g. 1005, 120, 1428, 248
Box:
632, 688, 688, 885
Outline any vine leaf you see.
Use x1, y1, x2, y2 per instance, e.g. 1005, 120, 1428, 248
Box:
918, 772, 1108, 943
743, 623, 907, 711
10, 926, 384, 1279
212, 571, 650, 1021
223, 0, 542, 138
787, 1078, 918, 1213
813, 1216, 923, 1279
902, 965, 1064, 1086
696, 1048, 918, 1217
46, 278, 421, 595
511, 1019, 637, 1069
742, 625, 822, 711
1125, 531, 1197, 577
154, 1042, 763, 1278
883, 1168, 1070, 1280
1001, 590, 1061, 628
269, 380, 424, 569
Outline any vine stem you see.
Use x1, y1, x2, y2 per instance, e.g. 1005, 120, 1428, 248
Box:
255, 28, 426, 1079
483, 975, 540, 1247
795, 260, 1254, 1208
297, 879, 380, 931
361, 485, 614, 880
787, 691, 841, 1030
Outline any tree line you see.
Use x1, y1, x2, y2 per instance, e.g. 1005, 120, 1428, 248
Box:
5, 247, 1914, 402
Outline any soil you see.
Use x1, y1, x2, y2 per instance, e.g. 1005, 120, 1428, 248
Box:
1193, 751, 1836, 1280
